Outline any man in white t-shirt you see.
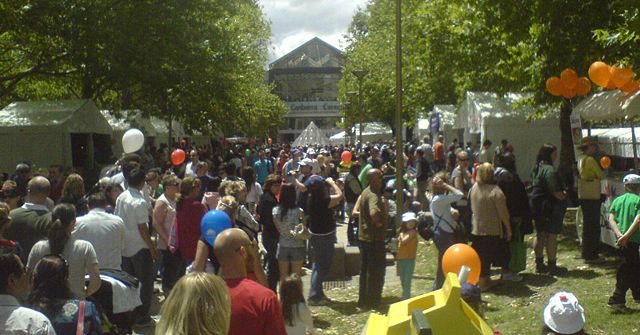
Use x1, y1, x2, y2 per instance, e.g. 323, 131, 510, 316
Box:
0, 252, 55, 335
184, 150, 199, 178
114, 167, 156, 327
74, 193, 125, 270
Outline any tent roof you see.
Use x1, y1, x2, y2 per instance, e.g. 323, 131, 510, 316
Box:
100, 110, 158, 137
0, 99, 111, 134
455, 92, 537, 133
150, 117, 187, 138
292, 121, 330, 147
572, 90, 640, 122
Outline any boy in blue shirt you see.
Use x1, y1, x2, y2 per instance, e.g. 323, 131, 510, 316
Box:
607, 174, 640, 310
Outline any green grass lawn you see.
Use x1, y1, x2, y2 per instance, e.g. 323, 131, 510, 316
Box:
311, 215, 638, 335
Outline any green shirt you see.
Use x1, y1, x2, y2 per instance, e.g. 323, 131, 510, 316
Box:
358, 187, 387, 242
531, 163, 560, 194
610, 192, 640, 244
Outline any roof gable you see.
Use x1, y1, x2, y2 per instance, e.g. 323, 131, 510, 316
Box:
270, 37, 344, 69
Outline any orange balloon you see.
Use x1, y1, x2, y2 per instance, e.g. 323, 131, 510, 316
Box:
600, 156, 611, 169
442, 243, 481, 285
561, 83, 576, 99
546, 77, 563, 96
576, 77, 592, 96
611, 66, 635, 88
621, 79, 640, 94
560, 68, 579, 89
604, 78, 617, 89
589, 61, 611, 87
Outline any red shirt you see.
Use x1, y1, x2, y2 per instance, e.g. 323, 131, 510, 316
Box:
176, 198, 206, 261
434, 141, 445, 161
225, 277, 287, 335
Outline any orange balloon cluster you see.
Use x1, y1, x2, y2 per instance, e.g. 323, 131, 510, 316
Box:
589, 61, 640, 94
546, 68, 591, 99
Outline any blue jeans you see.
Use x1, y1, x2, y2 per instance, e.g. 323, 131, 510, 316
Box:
261, 233, 280, 292
309, 234, 335, 301
358, 240, 386, 307
122, 249, 155, 323
433, 229, 456, 290
398, 259, 416, 300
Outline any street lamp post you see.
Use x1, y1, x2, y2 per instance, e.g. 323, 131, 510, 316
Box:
394, 0, 404, 230
352, 69, 368, 146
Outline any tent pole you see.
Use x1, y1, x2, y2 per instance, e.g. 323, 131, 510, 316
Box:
632, 126, 638, 172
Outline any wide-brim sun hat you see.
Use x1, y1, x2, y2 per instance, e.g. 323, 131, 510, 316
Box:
577, 136, 598, 150
401, 211, 417, 223
623, 173, 640, 185
543, 291, 585, 335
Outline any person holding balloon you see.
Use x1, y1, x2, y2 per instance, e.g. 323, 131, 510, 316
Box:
576, 136, 606, 263
469, 163, 511, 291
429, 172, 465, 290
175, 177, 206, 264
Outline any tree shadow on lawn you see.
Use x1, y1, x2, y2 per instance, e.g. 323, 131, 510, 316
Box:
561, 268, 600, 279
313, 318, 332, 329
322, 296, 400, 315
490, 281, 537, 298
519, 273, 557, 287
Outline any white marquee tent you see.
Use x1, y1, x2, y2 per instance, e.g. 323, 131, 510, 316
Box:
0, 100, 112, 172
329, 122, 393, 145
101, 110, 158, 157
455, 92, 560, 178
292, 121, 330, 147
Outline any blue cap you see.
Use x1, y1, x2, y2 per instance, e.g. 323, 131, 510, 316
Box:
304, 175, 325, 189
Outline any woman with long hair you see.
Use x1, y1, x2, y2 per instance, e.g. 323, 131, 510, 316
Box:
26, 204, 101, 298
59, 173, 89, 216
28, 255, 102, 334
153, 174, 181, 294
176, 177, 206, 264
155, 272, 230, 335
242, 166, 263, 215
306, 176, 343, 304
273, 183, 305, 285
280, 274, 314, 335
530, 144, 567, 274
469, 163, 511, 291
258, 174, 282, 291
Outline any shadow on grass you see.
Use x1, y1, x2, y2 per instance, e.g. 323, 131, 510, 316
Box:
322, 296, 399, 315
561, 268, 599, 279
491, 281, 536, 297
313, 318, 332, 329
520, 273, 557, 287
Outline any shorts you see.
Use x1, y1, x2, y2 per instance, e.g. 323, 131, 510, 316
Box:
277, 246, 306, 262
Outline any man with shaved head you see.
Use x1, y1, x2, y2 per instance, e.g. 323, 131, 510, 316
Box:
215, 228, 286, 335
357, 168, 388, 309
6, 176, 52, 256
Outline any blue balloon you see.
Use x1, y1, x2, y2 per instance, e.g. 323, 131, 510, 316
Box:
200, 210, 232, 246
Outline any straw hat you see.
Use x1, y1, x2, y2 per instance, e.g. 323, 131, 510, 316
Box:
577, 136, 598, 150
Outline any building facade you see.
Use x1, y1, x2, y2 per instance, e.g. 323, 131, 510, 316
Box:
268, 37, 344, 143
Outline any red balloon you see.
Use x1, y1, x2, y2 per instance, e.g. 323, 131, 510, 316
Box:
341, 150, 352, 163
171, 149, 186, 166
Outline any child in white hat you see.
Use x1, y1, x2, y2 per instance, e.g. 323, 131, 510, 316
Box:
543, 291, 586, 335
397, 211, 418, 300
607, 173, 640, 311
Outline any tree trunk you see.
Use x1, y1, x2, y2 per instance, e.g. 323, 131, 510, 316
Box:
559, 99, 575, 169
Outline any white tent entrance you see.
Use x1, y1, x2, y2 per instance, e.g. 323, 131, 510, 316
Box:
292, 121, 330, 147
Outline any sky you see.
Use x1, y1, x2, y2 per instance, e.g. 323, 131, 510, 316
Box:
258, 0, 369, 64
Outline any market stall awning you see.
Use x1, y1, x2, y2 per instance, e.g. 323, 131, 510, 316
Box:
571, 90, 631, 121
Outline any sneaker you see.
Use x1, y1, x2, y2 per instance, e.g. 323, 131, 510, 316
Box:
500, 272, 523, 282
536, 263, 549, 274
607, 302, 629, 313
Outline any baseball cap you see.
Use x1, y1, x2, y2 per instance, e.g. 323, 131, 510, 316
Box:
298, 158, 313, 166
543, 292, 585, 335
304, 175, 325, 189
307, 148, 316, 156
401, 212, 417, 223
623, 173, 640, 185
292, 149, 302, 156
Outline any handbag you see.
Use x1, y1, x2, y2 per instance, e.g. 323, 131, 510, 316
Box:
509, 222, 527, 273
290, 210, 310, 241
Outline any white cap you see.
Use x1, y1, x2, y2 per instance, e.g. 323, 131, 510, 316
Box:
299, 158, 313, 166
623, 174, 640, 185
401, 212, 417, 223
543, 292, 585, 335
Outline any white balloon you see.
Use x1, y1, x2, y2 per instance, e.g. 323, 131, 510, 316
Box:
122, 128, 144, 153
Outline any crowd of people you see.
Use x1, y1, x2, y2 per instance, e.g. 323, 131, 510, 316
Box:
0, 132, 630, 335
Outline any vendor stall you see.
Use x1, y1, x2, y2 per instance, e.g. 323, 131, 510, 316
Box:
330, 122, 393, 145
414, 105, 460, 144
571, 89, 640, 248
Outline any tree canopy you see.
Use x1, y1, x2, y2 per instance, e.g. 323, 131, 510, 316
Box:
0, 0, 285, 137
341, 0, 640, 166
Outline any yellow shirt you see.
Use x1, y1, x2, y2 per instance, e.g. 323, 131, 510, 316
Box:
578, 156, 604, 200
397, 230, 418, 260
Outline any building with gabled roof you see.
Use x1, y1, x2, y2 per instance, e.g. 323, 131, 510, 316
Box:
268, 37, 344, 143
